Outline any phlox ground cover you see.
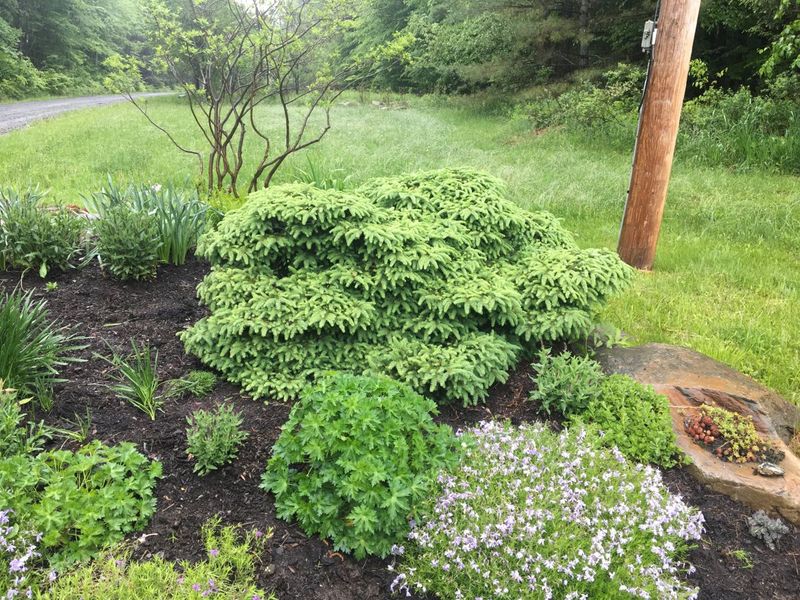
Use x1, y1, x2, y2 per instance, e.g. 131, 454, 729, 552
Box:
391, 422, 704, 600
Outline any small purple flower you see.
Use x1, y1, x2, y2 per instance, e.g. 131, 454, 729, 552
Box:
209, 548, 219, 558
192, 583, 202, 592
9, 558, 25, 572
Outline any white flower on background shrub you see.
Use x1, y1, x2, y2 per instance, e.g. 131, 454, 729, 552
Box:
392, 422, 704, 600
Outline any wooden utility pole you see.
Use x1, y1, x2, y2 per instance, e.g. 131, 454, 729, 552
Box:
617, 0, 701, 270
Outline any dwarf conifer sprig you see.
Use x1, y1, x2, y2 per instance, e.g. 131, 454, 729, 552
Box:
182, 168, 632, 405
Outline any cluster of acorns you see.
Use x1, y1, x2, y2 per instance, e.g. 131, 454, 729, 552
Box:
685, 414, 719, 445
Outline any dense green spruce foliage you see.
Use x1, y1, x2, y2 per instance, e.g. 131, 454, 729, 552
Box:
181, 168, 631, 405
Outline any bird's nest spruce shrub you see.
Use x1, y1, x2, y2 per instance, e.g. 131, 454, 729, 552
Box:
181, 168, 632, 405
391, 421, 705, 600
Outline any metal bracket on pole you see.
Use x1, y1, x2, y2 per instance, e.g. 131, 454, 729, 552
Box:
641, 20, 657, 53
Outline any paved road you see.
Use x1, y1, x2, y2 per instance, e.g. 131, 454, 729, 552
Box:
0, 93, 172, 135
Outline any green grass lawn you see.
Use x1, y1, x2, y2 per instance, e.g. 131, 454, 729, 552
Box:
1, 94, 799, 404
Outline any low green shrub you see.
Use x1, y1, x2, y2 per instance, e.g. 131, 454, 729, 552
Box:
182, 168, 631, 405
0, 290, 84, 410
571, 374, 684, 467
86, 180, 209, 266
0, 440, 161, 568
261, 373, 458, 559
39, 519, 274, 599
94, 206, 162, 280
0, 186, 87, 278
0, 381, 49, 457
186, 403, 248, 476
392, 421, 704, 599
528, 348, 604, 416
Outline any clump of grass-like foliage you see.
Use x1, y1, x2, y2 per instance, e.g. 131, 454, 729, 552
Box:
392, 421, 704, 599
0, 290, 84, 410
181, 168, 632, 405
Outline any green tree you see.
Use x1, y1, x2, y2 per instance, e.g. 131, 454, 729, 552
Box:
106, 0, 370, 195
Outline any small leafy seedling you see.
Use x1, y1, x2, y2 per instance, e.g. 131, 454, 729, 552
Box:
726, 548, 753, 569
186, 403, 248, 475
166, 370, 217, 399
747, 510, 789, 550
50, 407, 93, 443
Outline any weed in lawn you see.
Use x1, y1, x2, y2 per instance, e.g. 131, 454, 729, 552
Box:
0, 290, 85, 411
98, 340, 163, 420
289, 155, 352, 190
185, 403, 248, 476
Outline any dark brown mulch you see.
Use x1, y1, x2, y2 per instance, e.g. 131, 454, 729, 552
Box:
1, 260, 798, 599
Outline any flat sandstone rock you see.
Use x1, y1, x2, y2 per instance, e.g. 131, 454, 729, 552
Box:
595, 343, 800, 524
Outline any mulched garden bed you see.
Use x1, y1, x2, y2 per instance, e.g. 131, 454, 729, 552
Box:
2, 260, 798, 600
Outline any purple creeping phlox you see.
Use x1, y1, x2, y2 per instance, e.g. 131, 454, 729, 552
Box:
0, 509, 46, 599
391, 421, 704, 599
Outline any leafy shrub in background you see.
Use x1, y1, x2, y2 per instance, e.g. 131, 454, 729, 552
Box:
0, 381, 49, 457
0, 186, 87, 278
94, 205, 162, 280
0, 440, 161, 568
528, 348, 604, 416
86, 179, 209, 266
571, 374, 684, 467
0, 290, 84, 411
392, 421, 704, 600
521, 63, 800, 175
182, 168, 631, 405
186, 403, 248, 476
261, 373, 458, 559
41, 519, 274, 600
